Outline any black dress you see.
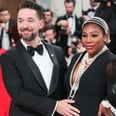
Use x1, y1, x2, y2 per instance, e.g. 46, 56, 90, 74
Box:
64, 50, 116, 116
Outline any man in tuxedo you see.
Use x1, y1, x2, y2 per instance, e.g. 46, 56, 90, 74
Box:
94, 0, 116, 55
43, 8, 54, 26
55, 0, 82, 57
0, 8, 16, 49
82, 0, 100, 21
0, 1, 80, 116
43, 24, 57, 45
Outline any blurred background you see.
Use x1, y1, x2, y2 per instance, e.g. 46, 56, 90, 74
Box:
0, 0, 90, 20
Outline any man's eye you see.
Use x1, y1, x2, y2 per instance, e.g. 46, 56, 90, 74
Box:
18, 20, 23, 23
28, 20, 33, 23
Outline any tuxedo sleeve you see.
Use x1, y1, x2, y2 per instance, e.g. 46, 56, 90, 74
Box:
1, 54, 57, 116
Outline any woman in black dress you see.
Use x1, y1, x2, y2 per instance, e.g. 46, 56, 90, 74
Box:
64, 17, 116, 116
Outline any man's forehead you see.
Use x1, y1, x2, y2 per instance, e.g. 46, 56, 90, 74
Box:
0, 10, 9, 14
18, 8, 37, 17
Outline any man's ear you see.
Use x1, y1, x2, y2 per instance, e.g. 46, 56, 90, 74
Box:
39, 19, 45, 29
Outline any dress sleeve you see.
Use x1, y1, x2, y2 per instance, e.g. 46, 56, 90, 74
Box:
106, 60, 116, 108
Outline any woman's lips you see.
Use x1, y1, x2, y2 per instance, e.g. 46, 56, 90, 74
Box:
86, 45, 94, 50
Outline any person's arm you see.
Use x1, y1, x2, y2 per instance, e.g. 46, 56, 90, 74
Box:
106, 60, 116, 108
98, 60, 116, 116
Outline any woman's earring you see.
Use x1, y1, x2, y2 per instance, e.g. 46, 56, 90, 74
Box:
104, 39, 107, 43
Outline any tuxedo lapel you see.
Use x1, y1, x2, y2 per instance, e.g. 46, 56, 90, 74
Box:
75, 15, 79, 30
64, 15, 67, 20
17, 42, 47, 92
43, 42, 59, 95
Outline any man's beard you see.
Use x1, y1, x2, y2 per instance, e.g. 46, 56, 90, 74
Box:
67, 11, 73, 15
19, 33, 37, 42
19, 27, 37, 41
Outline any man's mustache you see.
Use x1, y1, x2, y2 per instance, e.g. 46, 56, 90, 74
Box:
21, 28, 32, 31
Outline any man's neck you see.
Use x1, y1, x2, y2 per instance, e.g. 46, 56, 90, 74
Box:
24, 37, 41, 48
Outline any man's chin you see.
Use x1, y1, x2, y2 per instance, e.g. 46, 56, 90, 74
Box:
22, 36, 31, 41
20, 33, 36, 41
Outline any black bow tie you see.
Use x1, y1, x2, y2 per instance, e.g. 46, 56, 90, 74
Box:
88, 8, 95, 12
27, 44, 43, 56
67, 15, 73, 18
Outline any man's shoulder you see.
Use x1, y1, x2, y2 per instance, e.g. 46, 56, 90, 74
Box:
44, 42, 64, 54
56, 15, 67, 20
0, 47, 17, 64
45, 42, 62, 50
3, 47, 16, 56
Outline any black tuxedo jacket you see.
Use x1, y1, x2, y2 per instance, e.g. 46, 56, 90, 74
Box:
0, 41, 67, 116
55, 15, 82, 56
0, 18, 16, 48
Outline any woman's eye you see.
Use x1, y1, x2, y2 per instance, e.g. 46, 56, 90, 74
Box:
92, 34, 98, 37
82, 34, 87, 37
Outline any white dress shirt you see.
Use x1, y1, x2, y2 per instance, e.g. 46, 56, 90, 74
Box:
87, 5, 100, 19
21, 39, 53, 91
0, 21, 10, 49
67, 14, 76, 46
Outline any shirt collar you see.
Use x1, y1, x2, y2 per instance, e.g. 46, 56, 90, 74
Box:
66, 13, 75, 18
20, 38, 43, 50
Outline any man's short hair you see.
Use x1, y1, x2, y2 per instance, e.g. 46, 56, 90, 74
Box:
44, 24, 56, 33
17, 0, 44, 19
43, 8, 53, 17
0, 8, 9, 12
64, 0, 76, 6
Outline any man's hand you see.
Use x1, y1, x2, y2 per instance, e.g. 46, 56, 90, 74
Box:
57, 20, 71, 35
56, 99, 80, 116
82, 15, 89, 21
98, 102, 113, 116
57, 20, 69, 28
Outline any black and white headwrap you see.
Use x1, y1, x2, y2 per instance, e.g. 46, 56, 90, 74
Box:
82, 17, 111, 44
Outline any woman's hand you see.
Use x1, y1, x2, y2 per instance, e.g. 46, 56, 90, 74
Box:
98, 102, 113, 116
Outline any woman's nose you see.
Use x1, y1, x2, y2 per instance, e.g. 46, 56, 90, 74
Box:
86, 36, 92, 42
